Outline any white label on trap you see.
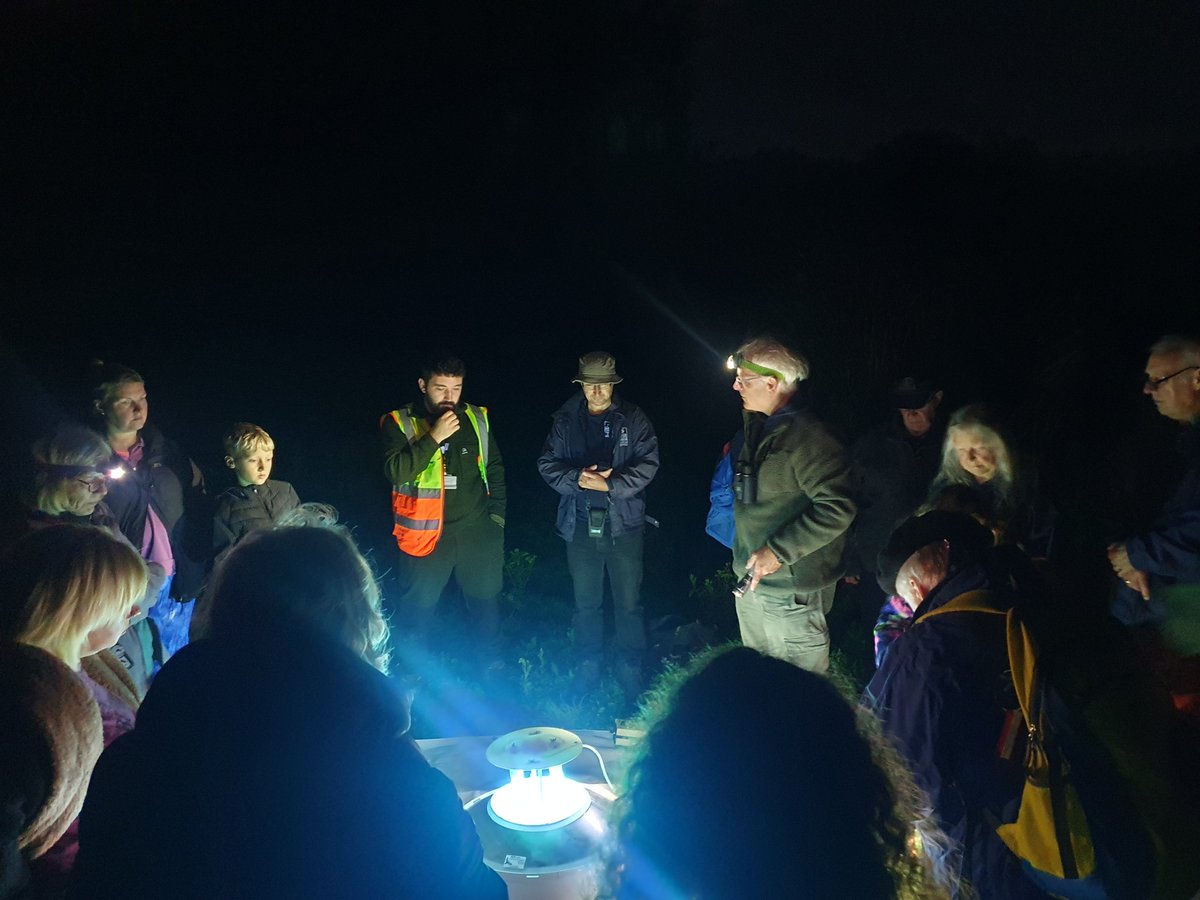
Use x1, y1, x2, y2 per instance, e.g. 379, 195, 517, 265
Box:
503, 855, 527, 870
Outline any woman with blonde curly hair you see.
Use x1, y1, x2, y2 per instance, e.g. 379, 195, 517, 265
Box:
609, 645, 954, 899
75, 525, 505, 899
0, 524, 147, 899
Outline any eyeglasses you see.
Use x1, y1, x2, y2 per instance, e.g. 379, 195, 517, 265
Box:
732, 372, 764, 387
74, 475, 108, 493
1144, 366, 1199, 391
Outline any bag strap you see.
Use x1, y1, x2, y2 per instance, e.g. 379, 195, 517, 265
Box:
915, 589, 1003, 621
917, 589, 1040, 731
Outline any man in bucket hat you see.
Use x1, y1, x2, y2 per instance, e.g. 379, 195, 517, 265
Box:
538, 352, 660, 697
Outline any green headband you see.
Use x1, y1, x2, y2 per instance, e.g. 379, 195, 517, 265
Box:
727, 354, 784, 381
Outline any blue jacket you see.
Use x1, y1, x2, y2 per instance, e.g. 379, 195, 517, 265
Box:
537, 393, 659, 540
1118, 425, 1200, 625
705, 433, 742, 549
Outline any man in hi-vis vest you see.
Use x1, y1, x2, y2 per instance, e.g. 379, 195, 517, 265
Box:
381, 355, 506, 671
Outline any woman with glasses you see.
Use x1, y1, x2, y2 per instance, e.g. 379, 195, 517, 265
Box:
0, 424, 169, 696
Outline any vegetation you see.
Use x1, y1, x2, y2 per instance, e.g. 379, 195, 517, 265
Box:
404, 551, 741, 737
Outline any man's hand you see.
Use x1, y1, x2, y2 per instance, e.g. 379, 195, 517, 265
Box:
746, 546, 782, 591
1107, 542, 1137, 579
430, 409, 461, 443
1107, 543, 1152, 601
1127, 570, 1151, 601
578, 466, 612, 492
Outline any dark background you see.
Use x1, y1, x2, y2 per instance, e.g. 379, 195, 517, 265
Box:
3, 2, 1198, 624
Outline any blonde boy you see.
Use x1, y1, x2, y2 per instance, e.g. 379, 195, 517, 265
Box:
212, 423, 300, 561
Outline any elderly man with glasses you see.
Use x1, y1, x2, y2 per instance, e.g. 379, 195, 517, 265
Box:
726, 338, 855, 673
1108, 335, 1200, 629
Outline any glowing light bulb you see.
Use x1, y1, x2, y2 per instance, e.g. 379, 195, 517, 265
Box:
485, 727, 591, 832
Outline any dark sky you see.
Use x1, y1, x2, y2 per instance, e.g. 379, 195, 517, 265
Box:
691, 1, 1200, 158
2, 2, 1197, 603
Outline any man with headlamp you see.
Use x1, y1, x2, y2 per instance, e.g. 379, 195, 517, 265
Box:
727, 338, 855, 673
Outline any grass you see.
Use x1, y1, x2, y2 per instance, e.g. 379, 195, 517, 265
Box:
401, 549, 876, 738
402, 549, 738, 737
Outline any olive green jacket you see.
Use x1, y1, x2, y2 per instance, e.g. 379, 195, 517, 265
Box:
732, 403, 856, 596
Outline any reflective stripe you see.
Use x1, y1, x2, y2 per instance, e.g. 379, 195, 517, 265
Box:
383, 402, 491, 554
395, 410, 422, 444
395, 485, 441, 499
394, 515, 441, 531
463, 404, 490, 493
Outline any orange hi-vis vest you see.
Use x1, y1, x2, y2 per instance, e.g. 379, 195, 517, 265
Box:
383, 404, 491, 557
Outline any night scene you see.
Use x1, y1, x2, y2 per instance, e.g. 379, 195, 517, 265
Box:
3, 2, 1200, 898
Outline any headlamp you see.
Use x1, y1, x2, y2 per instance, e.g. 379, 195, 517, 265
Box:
727, 353, 783, 381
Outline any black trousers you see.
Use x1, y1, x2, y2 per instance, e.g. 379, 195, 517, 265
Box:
566, 526, 645, 665
395, 516, 503, 658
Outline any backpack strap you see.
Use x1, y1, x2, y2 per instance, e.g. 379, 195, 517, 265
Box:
918, 587, 1098, 879
920, 588, 1046, 768
915, 589, 1004, 621
916, 589, 1039, 724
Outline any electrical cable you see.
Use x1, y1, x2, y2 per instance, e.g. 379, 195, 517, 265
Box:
580, 743, 616, 792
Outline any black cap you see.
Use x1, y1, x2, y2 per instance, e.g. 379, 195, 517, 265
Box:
875, 511, 993, 596
892, 376, 938, 410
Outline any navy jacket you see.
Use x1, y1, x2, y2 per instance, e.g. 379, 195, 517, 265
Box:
1118, 425, 1200, 625
103, 425, 209, 598
864, 566, 1045, 900
537, 393, 659, 540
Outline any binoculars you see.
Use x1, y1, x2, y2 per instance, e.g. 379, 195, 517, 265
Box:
733, 470, 757, 504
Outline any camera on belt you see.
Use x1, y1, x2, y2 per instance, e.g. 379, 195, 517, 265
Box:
586, 506, 607, 538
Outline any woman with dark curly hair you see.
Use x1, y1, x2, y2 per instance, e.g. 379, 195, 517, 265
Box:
609, 645, 953, 899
